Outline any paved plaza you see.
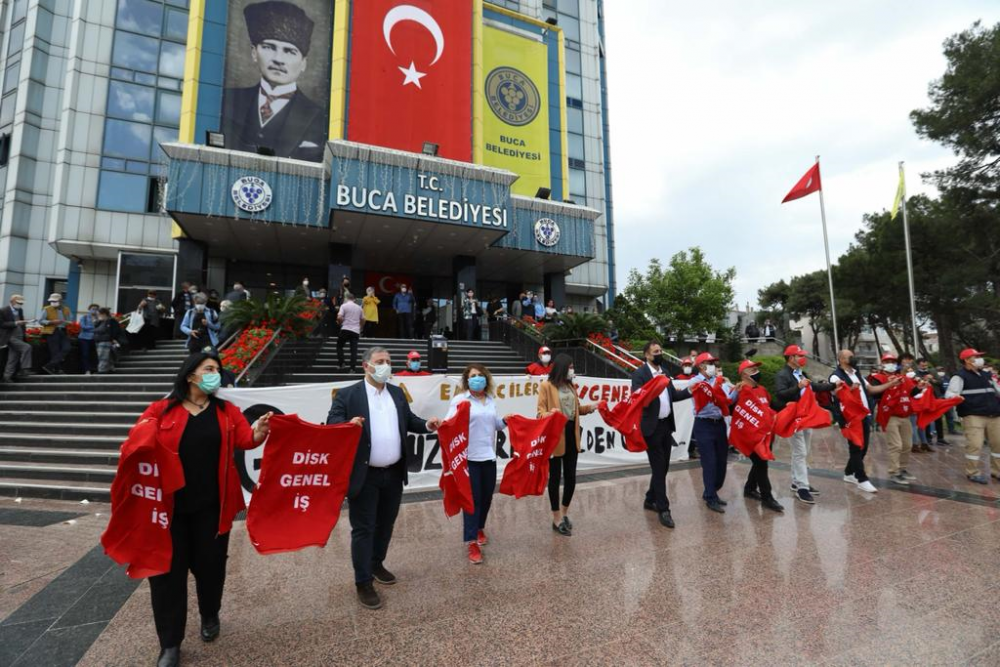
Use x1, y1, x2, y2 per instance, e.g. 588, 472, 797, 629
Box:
3, 427, 1000, 667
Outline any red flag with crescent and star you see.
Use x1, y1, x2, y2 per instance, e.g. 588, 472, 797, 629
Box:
347, 0, 473, 160
782, 163, 822, 203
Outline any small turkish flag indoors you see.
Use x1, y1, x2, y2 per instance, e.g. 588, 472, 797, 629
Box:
437, 401, 473, 517
782, 163, 822, 203
835, 383, 870, 448
729, 385, 776, 461
500, 411, 568, 498
911, 390, 963, 429
774, 386, 832, 438
597, 375, 669, 452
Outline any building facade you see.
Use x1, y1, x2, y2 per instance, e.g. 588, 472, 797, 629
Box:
0, 0, 615, 325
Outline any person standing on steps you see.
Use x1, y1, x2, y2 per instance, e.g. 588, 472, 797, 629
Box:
39, 293, 71, 374
180, 293, 221, 353
537, 354, 598, 536
362, 286, 380, 337
336, 292, 364, 373
393, 284, 415, 339
78, 304, 99, 375
1, 294, 32, 382
946, 348, 1000, 484
94, 308, 122, 374
632, 341, 692, 528
326, 347, 441, 610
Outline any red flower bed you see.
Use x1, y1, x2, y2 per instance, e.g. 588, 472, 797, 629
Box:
588, 332, 640, 371
221, 327, 276, 375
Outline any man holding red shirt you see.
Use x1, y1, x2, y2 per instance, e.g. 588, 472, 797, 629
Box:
869, 353, 926, 485
526, 346, 553, 375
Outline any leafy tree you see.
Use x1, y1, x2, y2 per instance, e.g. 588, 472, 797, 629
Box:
605, 291, 657, 342
911, 21, 1000, 199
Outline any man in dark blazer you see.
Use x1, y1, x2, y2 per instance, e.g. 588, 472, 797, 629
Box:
327, 346, 440, 610
222, 1, 326, 162
1, 294, 33, 382
632, 340, 692, 528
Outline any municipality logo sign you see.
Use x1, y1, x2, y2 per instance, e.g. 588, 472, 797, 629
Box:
486, 66, 541, 126
534, 218, 560, 247
231, 176, 273, 213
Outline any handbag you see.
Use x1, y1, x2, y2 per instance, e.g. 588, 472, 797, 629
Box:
125, 308, 145, 334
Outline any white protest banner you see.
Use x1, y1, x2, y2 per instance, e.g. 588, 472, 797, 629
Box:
220, 375, 695, 500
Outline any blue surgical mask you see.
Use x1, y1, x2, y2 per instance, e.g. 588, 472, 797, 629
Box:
408, 361, 421, 372
197, 372, 221, 394
468, 375, 487, 392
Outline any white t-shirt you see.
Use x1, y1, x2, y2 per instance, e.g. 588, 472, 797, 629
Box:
365, 380, 401, 467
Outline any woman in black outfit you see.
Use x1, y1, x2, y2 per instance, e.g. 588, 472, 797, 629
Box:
136, 351, 271, 667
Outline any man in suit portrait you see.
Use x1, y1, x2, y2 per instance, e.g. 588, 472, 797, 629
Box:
222, 1, 327, 162
326, 346, 441, 610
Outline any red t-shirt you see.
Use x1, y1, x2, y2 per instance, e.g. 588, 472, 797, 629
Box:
395, 370, 432, 376
246, 414, 361, 555
500, 411, 568, 498
526, 362, 551, 376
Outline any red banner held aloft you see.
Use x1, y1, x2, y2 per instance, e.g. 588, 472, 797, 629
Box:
774, 386, 832, 438
437, 401, 473, 517
597, 375, 669, 452
874, 376, 916, 429
690, 377, 731, 416
911, 390, 963, 429
347, 0, 473, 160
835, 383, 870, 448
728, 385, 776, 461
500, 411, 568, 498
246, 415, 361, 555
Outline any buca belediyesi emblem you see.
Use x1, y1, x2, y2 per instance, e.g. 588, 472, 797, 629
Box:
486, 66, 541, 127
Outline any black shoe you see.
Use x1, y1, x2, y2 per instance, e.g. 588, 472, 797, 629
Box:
937, 439, 950, 446
762, 498, 785, 513
552, 521, 572, 536
796, 488, 816, 504
706, 500, 726, 514
17, 370, 33, 377
42, 365, 56, 375
157, 647, 180, 667
658, 511, 675, 528
716, 498, 728, 506
743, 488, 762, 500
200, 615, 220, 642
643, 499, 656, 512
562, 516, 573, 530
373, 565, 397, 585
807, 486, 821, 496
1, 376, 11, 383
356, 581, 383, 609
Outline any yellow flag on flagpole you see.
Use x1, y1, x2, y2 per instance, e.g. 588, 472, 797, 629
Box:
890, 163, 905, 220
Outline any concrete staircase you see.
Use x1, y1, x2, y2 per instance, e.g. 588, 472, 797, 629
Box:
0, 340, 188, 501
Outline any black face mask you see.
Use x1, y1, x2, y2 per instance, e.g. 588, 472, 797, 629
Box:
847, 358, 857, 368
749, 372, 760, 384
651, 354, 664, 367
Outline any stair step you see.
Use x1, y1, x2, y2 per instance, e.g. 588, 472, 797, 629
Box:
20, 373, 175, 381
0, 447, 120, 466
0, 401, 153, 412
0, 478, 110, 502
0, 391, 167, 401
0, 433, 124, 449
1, 382, 172, 392
0, 462, 117, 483
0, 411, 140, 423
0, 421, 131, 436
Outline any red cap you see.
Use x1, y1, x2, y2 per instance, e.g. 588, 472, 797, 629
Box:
880, 353, 898, 363
959, 348, 985, 361
539, 346, 551, 355
783, 344, 807, 357
695, 352, 718, 366
407, 350, 421, 360
680, 357, 694, 366
738, 360, 761, 375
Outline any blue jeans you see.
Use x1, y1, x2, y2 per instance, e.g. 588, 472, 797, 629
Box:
910, 415, 928, 445
694, 419, 729, 502
463, 460, 496, 542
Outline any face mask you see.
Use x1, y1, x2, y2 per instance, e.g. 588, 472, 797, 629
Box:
189, 289, 197, 294
905, 371, 916, 379
318, 293, 327, 299
468, 375, 487, 392
797, 357, 808, 368
540, 354, 551, 364
90, 308, 98, 315
937, 371, 945, 377
303, 281, 309, 286
197, 372, 221, 394
195, 304, 205, 312
408, 361, 420, 372
704, 364, 717, 377
847, 358, 856, 368
972, 357, 985, 369
401, 287, 407, 293
651, 354, 664, 367
682, 366, 692, 375
749, 372, 761, 383
567, 370, 576, 381
884, 363, 898, 373
370, 363, 392, 383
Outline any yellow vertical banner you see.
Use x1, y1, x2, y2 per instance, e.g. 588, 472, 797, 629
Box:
481, 26, 550, 196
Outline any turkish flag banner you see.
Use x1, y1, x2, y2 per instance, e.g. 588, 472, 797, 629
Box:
101, 420, 185, 579
774, 386, 832, 438
499, 411, 568, 498
347, 0, 473, 160
875, 376, 916, 428
691, 377, 731, 416
597, 375, 669, 452
835, 383, 870, 448
729, 385, 776, 461
246, 415, 361, 555
911, 390, 963, 429
437, 401, 473, 517
782, 163, 822, 203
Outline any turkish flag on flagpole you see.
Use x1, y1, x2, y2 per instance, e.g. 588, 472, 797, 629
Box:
781, 163, 822, 203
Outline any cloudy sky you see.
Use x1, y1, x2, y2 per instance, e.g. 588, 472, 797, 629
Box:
603, 1, 999, 310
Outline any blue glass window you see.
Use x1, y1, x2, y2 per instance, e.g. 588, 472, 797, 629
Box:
557, 0, 579, 17
561, 17, 580, 43
107, 81, 155, 122
116, 0, 163, 37
103, 118, 153, 160
3, 63, 20, 95
570, 168, 586, 197
165, 8, 188, 41
566, 107, 583, 134
113, 31, 159, 72
156, 90, 181, 125
158, 41, 185, 78
7, 23, 25, 57
566, 73, 582, 99
565, 48, 581, 75
97, 171, 149, 212
568, 134, 584, 161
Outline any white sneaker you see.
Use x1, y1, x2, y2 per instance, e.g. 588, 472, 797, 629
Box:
843, 475, 858, 485
676, 454, 690, 461
857, 481, 878, 493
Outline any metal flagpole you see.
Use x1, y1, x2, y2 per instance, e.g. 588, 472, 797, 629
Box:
899, 161, 920, 353
816, 155, 840, 352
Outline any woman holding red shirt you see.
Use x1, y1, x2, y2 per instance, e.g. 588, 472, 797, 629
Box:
137, 351, 271, 667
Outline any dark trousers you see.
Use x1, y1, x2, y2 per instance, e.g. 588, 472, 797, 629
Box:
45, 329, 70, 369
78, 339, 96, 373
694, 418, 729, 502
348, 465, 404, 584
464, 316, 478, 341
363, 321, 377, 337
643, 419, 674, 512
337, 329, 360, 370
549, 423, 579, 511
844, 416, 872, 482
397, 312, 413, 338
139, 323, 158, 350
745, 450, 774, 501
149, 506, 228, 649
464, 460, 497, 542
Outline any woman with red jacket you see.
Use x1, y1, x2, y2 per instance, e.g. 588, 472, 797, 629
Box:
139, 351, 271, 667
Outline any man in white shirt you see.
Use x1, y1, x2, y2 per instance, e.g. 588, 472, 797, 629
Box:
327, 347, 441, 610
336, 292, 364, 372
